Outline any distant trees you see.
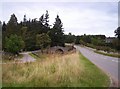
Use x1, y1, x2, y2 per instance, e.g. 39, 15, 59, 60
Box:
113, 27, 120, 50
75, 35, 106, 46
75, 36, 81, 44
80, 34, 91, 44
5, 34, 25, 54
64, 33, 76, 43
64, 33, 106, 46
114, 27, 120, 40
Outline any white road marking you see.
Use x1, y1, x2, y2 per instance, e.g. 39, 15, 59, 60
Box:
112, 60, 119, 63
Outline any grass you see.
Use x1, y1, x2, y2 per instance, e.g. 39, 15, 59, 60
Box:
17, 54, 23, 59
29, 53, 40, 60
94, 50, 120, 58
78, 52, 110, 87
86, 43, 117, 52
2, 54, 23, 63
29, 52, 47, 61
2, 52, 110, 87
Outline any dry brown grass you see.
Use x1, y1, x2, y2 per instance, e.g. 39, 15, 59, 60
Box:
2, 52, 109, 87
2, 52, 84, 87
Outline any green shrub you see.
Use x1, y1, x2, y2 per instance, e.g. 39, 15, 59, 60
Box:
5, 34, 25, 54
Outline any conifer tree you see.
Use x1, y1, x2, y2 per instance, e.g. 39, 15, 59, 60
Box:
49, 15, 65, 46
44, 10, 49, 27
6, 14, 19, 36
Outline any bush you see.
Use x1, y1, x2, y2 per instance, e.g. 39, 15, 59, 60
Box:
5, 34, 25, 54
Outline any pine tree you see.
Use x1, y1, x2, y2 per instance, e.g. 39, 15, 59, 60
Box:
41, 10, 50, 33
39, 14, 44, 24
23, 14, 27, 26
6, 14, 19, 36
8, 14, 18, 25
2, 21, 6, 31
2, 21, 7, 50
49, 15, 65, 46
44, 10, 49, 27
23, 15, 27, 22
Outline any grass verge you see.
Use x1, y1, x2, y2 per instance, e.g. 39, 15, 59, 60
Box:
2, 54, 23, 63
29, 53, 40, 60
29, 52, 47, 61
78, 52, 110, 87
2, 52, 110, 87
94, 50, 120, 58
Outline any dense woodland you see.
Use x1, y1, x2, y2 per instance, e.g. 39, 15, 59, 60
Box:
2, 11, 65, 54
1, 10, 120, 54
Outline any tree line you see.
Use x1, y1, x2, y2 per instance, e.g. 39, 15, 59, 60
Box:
64, 33, 106, 46
1, 10, 120, 54
2, 10, 65, 54
64, 31, 120, 52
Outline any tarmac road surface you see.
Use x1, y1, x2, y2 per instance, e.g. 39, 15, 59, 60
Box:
75, 45, 119, 87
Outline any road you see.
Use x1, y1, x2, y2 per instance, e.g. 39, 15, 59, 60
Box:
1, 52, 36, 65
19, 52, 36, 63
74, 45, 119, 87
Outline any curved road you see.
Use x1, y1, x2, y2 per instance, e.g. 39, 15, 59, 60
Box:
74, 45, 119, 87
19, 52, 36, 63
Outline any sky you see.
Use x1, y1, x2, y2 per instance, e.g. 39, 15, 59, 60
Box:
0, 0, 118, 37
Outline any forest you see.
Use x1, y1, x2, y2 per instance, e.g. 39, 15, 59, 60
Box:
2, 10, 65, 54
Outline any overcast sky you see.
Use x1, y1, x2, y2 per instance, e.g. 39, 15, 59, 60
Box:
0, 0, 118, 37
